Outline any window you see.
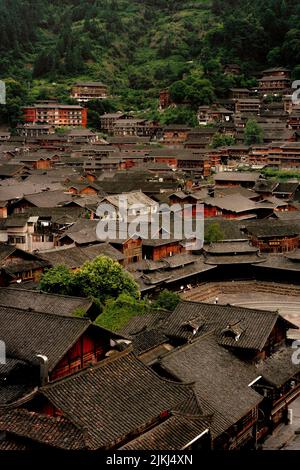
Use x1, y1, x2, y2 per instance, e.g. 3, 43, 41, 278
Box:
22, 270, 33, 280
8, 236, 26, 245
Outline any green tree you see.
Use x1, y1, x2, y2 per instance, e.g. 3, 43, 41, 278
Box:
75, 256, 139, 303
210, 133, 236, 148
169, 81, 188, 104
153, 289, 180, 311
160, 106, 197, 127
0, 78, 30, 127
87, 99, 117, 130
205, 222, 224, 243
40, 265, 76, 295
40, 256, 140, 304
94, 293, 148, 331
244, 119, 264, 145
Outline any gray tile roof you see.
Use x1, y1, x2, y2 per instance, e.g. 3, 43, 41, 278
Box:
245, 220, 299, 238
214, 172, 260, 182
60, 219, 99, 244
255, 254, 300, 272
160, 301, 297, 350
204, 241, 258, 254
204, 195, 258, 213
41, 352, 200, 450
0, 305, 91, 371
40, 243, 124, 268
23, 190, 74, 207
257, 347, 300, 387
0, 287, 92, 316
0, 182, 64, 201
0, 409, 85, 450
120, 414, 210, 450
160, 334, 262, 437
118, 312, 169, 337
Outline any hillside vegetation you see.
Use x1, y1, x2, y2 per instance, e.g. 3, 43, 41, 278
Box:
1, 0, 300, 126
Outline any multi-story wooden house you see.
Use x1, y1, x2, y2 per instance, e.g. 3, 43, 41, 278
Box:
162, 125, 191, 148
258, 68, 291, 96
245, 221, 299, 253
70, 82, 108, 102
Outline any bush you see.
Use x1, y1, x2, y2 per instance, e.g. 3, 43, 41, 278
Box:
94, 293, 149, 331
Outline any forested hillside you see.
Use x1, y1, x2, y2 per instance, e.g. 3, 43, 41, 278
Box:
0, 0, 300, 126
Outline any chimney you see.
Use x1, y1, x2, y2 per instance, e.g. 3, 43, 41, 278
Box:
36, 354, 49, 386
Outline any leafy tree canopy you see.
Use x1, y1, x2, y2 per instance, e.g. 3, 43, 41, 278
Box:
210, 132, 236, 149
94, 293, 149, 332
40, 256, 140, 304
205, 222, 224, 243
244, 119, 264, 145
153, 289, 181, 311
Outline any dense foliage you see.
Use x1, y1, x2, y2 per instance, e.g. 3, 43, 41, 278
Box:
204, 222, 224, 243
210, 133, 236, 149
153, 289, 181, 311
1, 0, 300, 126
94, 293, 149, 331
244, 119, 264, 145
40, 256, 140, 304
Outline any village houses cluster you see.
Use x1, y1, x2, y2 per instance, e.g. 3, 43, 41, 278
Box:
1, 69, 300, 450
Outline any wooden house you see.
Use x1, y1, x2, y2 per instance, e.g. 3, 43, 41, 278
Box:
0, 244, 50, 285
70, 82, 108, 102
162, 125, 191, 148
245, 221, 299, 253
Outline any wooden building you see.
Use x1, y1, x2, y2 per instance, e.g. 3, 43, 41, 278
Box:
0, 351, 209, 450
224, 64, 241, 76
100, 112, 127, 134
162, 125, 191, 148
235, 99, 261, 114
113, 119, 160, 138
203, 194, 258, 220
184, 127, 216, 149
230, 88, 251, 100
288, 110, 300, 130
245, 221, 299, 253
0, 244, 50, 285
197, 105, 233, 125
16, 124, 55, 137
0, 305, 129, 405
142, 238, 184, 261
23, 102, 88, 128
214, 172, 260, 188
258, 68, 291, 96
70, 82, 108, 102
159, 89, 171, 110
203, 241, 265, 266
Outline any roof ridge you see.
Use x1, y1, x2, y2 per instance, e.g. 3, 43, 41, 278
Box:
12, 287, 93, 303
179, 299, 280, 316
41, 348, 133, 387
0, 303, 92, 323
159, 330, 216, 362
